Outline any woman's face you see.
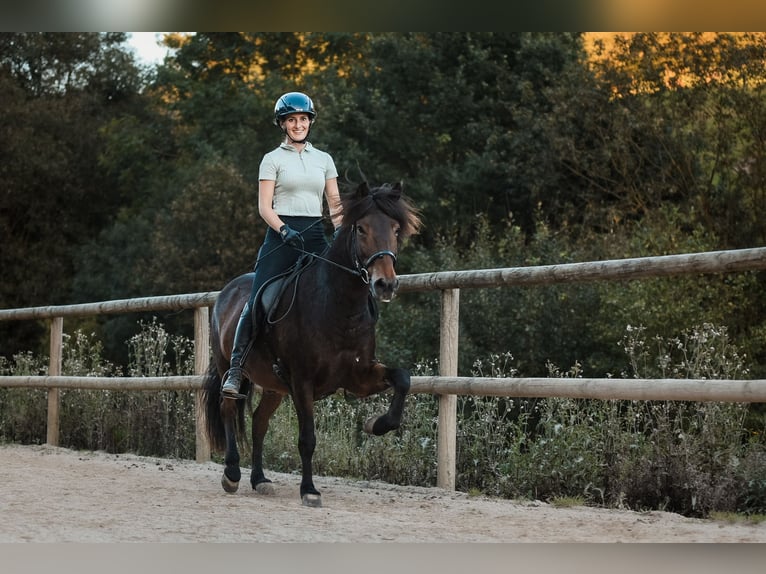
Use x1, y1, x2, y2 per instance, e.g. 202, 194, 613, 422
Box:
281, 113, 312, 141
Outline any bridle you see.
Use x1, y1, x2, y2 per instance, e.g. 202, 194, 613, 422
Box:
265, 219, 398, 325
293, 223, 396, 284
348, 224, 397, 284
258, 218, 398, 284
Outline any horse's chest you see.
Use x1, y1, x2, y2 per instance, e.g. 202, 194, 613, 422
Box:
340, 319, 375, 339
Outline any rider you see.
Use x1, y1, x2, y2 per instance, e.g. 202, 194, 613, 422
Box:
221, 91, 342, 397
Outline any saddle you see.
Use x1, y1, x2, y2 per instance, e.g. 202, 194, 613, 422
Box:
251, 253, 317, 337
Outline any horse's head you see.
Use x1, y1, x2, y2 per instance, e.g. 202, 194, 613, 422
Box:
340, 180, 421, 302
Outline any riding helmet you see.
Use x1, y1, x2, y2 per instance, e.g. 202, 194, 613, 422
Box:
273, 92, 316, 126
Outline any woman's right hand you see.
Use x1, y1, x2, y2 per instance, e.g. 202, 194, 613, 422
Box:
279, 224, 304, 249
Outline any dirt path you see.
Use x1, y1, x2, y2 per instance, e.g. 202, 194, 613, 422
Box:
1, 443, 764, 543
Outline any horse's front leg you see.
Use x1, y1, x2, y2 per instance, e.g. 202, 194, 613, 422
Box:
364, 366, 411, 436
250, 391, 283, 494
292, 386, 322, 507
220, 398, 241, 493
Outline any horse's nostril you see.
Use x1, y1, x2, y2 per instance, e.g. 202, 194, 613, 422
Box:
374, 278, 396, 298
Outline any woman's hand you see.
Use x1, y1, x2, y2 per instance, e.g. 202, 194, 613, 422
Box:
279, 224, 304, 249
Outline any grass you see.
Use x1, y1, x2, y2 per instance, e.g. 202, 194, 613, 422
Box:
2, 320, 765, 519
709, 512, 766, 525
549, 496, 587, 508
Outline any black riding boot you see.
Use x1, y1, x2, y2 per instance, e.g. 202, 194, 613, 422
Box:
221, 302, 254, 398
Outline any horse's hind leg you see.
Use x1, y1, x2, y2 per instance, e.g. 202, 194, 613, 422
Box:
250, 391, 283, 495
220, 398, 241, 493
364, 367, 411, 436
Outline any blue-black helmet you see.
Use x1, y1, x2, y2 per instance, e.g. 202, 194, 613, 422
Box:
273, 92, 316, 126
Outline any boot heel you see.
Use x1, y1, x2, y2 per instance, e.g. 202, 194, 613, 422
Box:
221, 368, 247, 399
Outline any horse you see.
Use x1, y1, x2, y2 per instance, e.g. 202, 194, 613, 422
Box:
202, 180, 421, 507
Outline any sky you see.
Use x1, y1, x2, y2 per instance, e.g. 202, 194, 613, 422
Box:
125, 32, 170, 65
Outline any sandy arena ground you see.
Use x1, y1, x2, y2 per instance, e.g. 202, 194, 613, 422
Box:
1, 443, 765, 543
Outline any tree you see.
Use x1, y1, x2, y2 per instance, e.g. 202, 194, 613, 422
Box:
0, 33, 145, 356
549, 33, 766, 248
79, 32, 369, 302
320, 33, 586, 244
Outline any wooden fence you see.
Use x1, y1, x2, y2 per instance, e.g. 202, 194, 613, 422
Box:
2, 247, 766, 490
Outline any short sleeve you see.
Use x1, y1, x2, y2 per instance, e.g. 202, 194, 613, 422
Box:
324, 153, 338, 180
259, 152, 278, 180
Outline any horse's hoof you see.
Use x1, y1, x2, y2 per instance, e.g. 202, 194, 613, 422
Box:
301, 493, 322, 508
221, 474, 240, 493
363, 415, 379, 435
254, 481, 275, 495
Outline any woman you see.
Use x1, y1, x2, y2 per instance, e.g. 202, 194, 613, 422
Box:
222, 91, 341, 397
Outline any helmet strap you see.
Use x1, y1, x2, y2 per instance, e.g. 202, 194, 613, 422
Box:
282, 125, 311, 145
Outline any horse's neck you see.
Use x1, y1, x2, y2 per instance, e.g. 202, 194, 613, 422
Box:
313, 241, 372, 316
324, 234, 357, 274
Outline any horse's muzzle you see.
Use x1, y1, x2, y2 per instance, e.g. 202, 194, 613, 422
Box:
364, 249, 399, 302
372, 275, 399, 302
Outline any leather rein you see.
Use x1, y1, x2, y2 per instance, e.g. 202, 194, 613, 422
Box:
295, 222, 397, 285
265, 221, 396, 326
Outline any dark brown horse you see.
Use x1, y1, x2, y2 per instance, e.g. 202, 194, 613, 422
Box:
202, 181, 421, 507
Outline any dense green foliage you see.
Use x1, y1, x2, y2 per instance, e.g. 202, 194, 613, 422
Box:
2, 32, 766, 377
2, 33, 766, 516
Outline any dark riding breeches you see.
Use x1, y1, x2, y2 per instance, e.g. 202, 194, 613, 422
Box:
246, 216, 329, 311
231, 216, 329, 369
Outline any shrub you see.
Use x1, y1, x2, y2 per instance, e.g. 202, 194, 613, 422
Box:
0, 352, 49, 444
3, 318, 764, 517
0, 321, 197, 458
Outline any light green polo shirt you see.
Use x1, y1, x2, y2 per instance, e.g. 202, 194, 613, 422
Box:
258, 142, 338, 217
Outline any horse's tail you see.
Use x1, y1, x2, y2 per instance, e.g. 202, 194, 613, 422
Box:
201, 363, 251, 451
202, 363, 226, 451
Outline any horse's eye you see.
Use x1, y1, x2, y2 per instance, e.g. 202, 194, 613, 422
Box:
394, 226, 401, 237
355, 224, 366, 236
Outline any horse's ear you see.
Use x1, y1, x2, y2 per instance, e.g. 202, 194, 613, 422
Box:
390, 181, 403, 200
356, 180, 371, 198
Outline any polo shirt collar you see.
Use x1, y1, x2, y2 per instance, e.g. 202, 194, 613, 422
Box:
280, 141, 314, 152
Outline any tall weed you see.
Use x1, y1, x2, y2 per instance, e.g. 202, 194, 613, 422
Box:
2, 318, 764, 517
0, 320, 197, 458
0, 352, 49, 443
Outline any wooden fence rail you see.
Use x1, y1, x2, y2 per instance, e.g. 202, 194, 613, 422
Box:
2, 247, 766, 489
6, 374, 766, 402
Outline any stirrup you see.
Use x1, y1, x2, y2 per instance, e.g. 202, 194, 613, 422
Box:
221, 368, 247, 400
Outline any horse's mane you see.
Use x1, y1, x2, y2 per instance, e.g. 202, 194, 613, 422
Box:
339, 182, 422, 241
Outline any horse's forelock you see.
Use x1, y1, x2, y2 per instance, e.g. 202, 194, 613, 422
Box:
374, 185, 422, 239
340, 183, 421, 239
340, 191, 374, 226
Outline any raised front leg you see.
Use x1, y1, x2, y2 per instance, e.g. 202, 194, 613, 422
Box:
250, 391, 283, 494
364, 367, 411, 436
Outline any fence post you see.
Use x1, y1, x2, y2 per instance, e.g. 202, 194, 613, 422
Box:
46, 316, 63, 446
437, 288, 459, 490
194, 306, 211, 463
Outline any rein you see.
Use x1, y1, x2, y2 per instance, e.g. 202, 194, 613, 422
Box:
292, 223, 397, 285
265, 222, 396, 326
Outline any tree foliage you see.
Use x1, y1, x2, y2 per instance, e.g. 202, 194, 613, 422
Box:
2, 32, 766, 377
0, 32, 145, 354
